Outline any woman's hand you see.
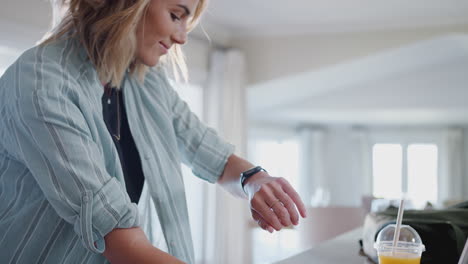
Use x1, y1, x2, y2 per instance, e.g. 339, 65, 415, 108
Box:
217, 154, 307, 232
243, 173, 307, 233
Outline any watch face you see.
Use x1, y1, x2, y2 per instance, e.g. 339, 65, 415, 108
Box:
244, 166, 262, 176
241, 166, 263, 185
246, 167, 259, 174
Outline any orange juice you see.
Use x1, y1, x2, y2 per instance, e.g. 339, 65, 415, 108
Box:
379, 255, 421, 264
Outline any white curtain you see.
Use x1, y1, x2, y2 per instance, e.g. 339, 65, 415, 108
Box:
201, 48, 249, 264
439, 127, 465, 205
350, 127, 373, 198
297, 126, 373, 208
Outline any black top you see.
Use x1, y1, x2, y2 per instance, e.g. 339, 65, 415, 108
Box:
102, 85, 145, 203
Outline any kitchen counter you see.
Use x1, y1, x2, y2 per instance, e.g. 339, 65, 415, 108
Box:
275, 227, 374, 264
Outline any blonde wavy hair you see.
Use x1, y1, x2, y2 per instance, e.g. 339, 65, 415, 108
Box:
42, 0, 207, 88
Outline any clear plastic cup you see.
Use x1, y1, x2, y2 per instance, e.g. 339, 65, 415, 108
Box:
374, 224, 425, 264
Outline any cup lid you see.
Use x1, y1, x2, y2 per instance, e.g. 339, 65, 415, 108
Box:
374, 224, 425, 252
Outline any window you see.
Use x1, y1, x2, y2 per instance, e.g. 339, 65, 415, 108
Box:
249, 138, 302, 263
407, 144, 438, 208
372, 143, 438, 208
373, 144, 403, 199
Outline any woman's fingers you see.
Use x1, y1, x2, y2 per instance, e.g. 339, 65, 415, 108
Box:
251, 195, 283, 231
252, 210, 274, 233
268, 197, 293, 227
273, 188, 299, 225
251, 182, 292, 228
278, 178, 307, 218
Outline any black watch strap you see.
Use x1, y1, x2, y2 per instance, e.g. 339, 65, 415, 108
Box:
240, 166, 267, 192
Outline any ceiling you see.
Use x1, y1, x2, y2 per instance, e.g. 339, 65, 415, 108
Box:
247, 34, 468, 126
204, 0, 468, 36
3, 0, 468, 37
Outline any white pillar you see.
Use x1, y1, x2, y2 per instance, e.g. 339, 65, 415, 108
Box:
350, 127, 373, 196
297, 126, 327, 207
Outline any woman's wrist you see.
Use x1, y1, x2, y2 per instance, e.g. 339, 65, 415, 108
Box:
240, 166, 267, 192
242, 170, 270, 196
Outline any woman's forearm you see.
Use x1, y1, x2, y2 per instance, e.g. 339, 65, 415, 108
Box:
103, 227, 185, 264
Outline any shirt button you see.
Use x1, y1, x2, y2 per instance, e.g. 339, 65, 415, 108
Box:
83, 195, 90, 203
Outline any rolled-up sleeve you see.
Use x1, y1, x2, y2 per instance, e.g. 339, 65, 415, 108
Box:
9, 89, 139, 254
162, 74, 235, 183
189, 128, 235, 183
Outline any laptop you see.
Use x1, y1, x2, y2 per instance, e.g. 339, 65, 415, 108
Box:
459, 239, 468, 264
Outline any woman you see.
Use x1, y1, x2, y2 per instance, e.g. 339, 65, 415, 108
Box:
0, 0, 306, 263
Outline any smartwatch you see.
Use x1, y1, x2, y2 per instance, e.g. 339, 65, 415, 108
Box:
240, 166, 267, 192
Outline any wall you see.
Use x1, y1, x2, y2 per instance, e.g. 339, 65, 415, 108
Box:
231, 25, 468, 85
250, 124, 369, 207
241, 25, 468, 209
321, 126, 367, 206
181, 37, 213, 85
1, 1, 51, 30
0, 20, 48, 75
0, 0, 50, 50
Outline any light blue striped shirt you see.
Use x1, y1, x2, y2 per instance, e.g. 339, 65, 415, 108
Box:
0, 36, 234, 263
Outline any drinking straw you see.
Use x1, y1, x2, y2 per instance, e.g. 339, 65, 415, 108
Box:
392, 198, 405, 255
458, 238, 468, 264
